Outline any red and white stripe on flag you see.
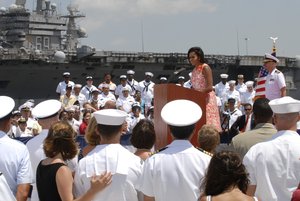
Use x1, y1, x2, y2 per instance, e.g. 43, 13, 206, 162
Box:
255, 66, 268, 98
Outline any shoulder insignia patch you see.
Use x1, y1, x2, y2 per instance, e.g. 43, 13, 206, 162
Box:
196, 147, 213, 157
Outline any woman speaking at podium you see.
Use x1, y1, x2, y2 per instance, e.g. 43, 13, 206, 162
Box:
188, 47, 221, 132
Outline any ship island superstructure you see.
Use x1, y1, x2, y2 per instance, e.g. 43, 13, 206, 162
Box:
0, 0, 299, 102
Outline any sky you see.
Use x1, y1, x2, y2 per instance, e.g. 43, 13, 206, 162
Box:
2, 0, 300, 57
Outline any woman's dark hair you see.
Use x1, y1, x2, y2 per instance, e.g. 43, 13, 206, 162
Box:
201, 151, 249, 195
130, 119, 156, 149
43, 122, 78, 161
169, 124, 195, 139
187, 47, 205, 63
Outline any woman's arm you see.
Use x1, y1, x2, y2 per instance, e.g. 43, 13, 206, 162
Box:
202, 65, 213, 93
56, 166, 112, 201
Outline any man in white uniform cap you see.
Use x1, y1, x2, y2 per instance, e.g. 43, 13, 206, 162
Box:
138, 72, 155, 113
263, 53, 286, 100
236, 74, 247, 94
56, 72, 75, 97
80, 76, 98, 101
0, 96, 33, 201
26, 99, 62, 201
126, 70, 139, 96
74, 109, 143, 201
214, 73, 229, 106
241, 81, 256, 106
225, 80, 241, 109
115, 75, 131, 99
244, 96, 300, 201
116, 86, 135, 113
140, 99, 211, 201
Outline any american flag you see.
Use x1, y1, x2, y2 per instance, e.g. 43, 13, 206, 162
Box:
255, 66, 269, 98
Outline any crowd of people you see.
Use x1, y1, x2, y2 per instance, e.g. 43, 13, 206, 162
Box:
0, 46, 299, 201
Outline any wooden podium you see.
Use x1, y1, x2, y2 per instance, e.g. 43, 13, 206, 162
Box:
154, 84, 206, 149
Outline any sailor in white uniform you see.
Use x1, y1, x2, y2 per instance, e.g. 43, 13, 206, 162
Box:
56, 72, 75, 96
73, 84, 87, 108
241, 81, 255, 107
244, 96, 300, 201
128, 103, 145, 132
26, 99, 62, 201
138, 72, 155, 113
139, 100, 211, 201
236, 74, 247, 94
98, 84, 116, 108
214, 73, 229, 106
126, 70, 139, 96
0, 96, 32, 200
225, 80, 241, 109
224, 98, 243, 129
263, 53, 286, 100
80, 76, 98, 101
183, 72, 193, 89
116, 86, 135, 113
74, 109, 143, 201
115, 75, 132, 99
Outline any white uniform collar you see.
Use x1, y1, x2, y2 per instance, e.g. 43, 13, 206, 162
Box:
168, 140, 194, 148
271, 130, 299, 140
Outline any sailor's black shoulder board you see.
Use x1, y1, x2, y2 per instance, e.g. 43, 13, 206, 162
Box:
275, 69, 281, 74
149, 146, 168, 156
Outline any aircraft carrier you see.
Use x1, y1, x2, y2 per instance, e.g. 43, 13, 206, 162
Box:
1, 0, 299, 102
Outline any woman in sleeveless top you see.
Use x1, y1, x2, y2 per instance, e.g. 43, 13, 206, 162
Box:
36, 121, 112, 201
188, 47, 221, 132
199, 151, 259, 201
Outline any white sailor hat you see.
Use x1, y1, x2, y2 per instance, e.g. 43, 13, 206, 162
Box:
228, 80, 236, 85
245, 81, 254, 87
63, 72, 70, 77
127, 70, 135, 75
161, 99, 202, 126
160, 77, 167, 81
120, 75, 127, 79
94, 109, 127, 125
145, 72, 154, 77
74, 84, 82, 88
132, 102, 141, 108
12, 110, 21, 116
101, 84, 109, 89
269, 96, 300, 114
237, 74, 244, 79
122, 86, 130, 92
0, 96, 15, 119
32, 99, 61, 119
25, 99, 35, 108
220, 74, 228, 79
178, 76, 185, 80
264, 53, 279, 63
66, 106, 76, 112
66, 83, 73, 89
19, 102, 32, 111
86, 76, 93, 80
91, 88, 100, 93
